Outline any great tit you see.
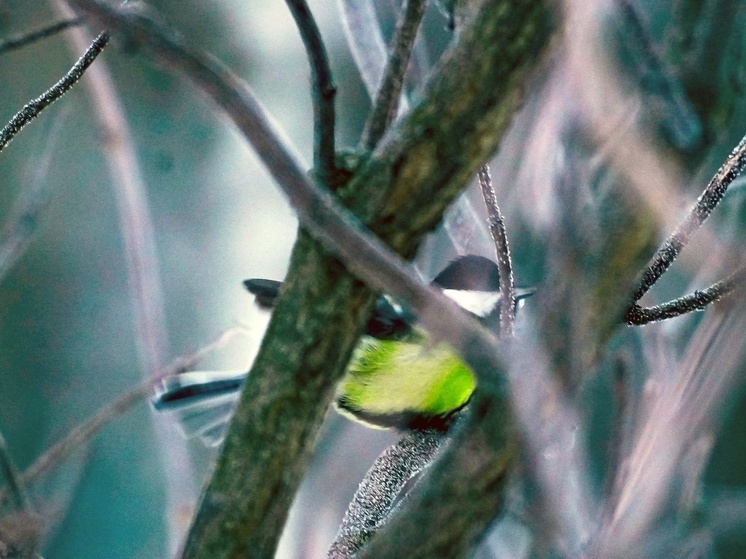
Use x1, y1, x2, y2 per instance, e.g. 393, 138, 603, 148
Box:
152, 256, 533, 445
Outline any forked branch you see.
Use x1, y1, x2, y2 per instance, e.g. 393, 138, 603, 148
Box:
626, 264, 746, 325
627, 133, 746, 325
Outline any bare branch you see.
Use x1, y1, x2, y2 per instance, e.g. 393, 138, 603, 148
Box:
0, 31, 109, 153
478, 164, 515, 338
16, 327, 244, 493
328, 429, 445, 558
285, 0, 337, 181
0, 17, 85, 56
626, 264, 746, 325
630, 133, 746, 303
361, 0, 426, 150
62, 0, 553, 387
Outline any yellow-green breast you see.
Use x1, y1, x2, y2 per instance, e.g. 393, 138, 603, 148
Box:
335, 330, 476, 429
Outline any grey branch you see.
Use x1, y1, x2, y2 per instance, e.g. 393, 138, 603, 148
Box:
285, 0, 337, 181
478, 164, 515, 338
328, 429, 445, 558
0, 31, 109, 153
361, 0, 426, 150
0, 17, 85, 56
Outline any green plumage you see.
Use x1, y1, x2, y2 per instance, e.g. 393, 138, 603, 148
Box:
336, 329, 475, 429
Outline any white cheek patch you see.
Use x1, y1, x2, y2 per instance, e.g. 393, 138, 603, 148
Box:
442, 289, 500, 317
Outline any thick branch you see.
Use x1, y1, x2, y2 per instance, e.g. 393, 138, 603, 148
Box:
66, 1, 554, 557
284, 0, 337, 181
361, 0, 426, 150
0, 31, 109, 153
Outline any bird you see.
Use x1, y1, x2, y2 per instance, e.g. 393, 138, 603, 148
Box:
152, 255, 534, 446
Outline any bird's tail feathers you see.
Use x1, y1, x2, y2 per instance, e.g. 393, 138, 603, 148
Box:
152, 370, 245, 447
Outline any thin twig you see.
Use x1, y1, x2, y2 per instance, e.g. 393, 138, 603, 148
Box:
478, 165, 515, 338
0, 17, 85, 56
0, 31, 109, 153
0, 326, 245, 510
0, 431, 31, 512
23, 327, 243, 489
630, 133, 746, 303
328, 429, 445, 558
626, 264, 746, 325
361, 0, 426, 150
284, 0, 336, 181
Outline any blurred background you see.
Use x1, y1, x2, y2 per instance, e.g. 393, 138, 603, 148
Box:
0, 0, 745, 557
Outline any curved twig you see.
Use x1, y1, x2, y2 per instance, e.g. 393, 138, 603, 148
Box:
285, 0, 337, 181
0, 31, 109, 153
51, 1, 195, 550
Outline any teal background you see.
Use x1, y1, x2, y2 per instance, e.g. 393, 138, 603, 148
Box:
0, 1, 744, 558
